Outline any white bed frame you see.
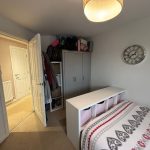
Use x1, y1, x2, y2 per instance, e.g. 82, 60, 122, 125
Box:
66, 87, 125, 150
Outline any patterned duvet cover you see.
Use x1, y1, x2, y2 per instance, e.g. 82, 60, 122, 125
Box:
81, 101, 150, 150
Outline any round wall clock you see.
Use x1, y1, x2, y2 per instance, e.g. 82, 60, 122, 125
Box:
122, 45, 146, 65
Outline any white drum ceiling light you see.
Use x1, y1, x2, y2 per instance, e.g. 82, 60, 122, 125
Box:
83, 0, 123, 22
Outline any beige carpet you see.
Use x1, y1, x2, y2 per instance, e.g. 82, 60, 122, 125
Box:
6, 95, 33, 131
0, 108, 75, 150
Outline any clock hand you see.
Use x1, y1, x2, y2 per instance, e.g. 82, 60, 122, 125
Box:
129, 52, 137, 58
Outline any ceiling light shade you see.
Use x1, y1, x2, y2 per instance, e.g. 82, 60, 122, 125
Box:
83, 0, 123, 22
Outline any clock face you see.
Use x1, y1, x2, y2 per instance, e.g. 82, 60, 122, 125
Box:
122, 45, 146, 65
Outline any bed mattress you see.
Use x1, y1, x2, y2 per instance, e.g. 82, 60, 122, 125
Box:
81, 101, 150, 150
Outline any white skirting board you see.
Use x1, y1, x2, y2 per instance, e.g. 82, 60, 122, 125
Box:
2, 81, 14, 102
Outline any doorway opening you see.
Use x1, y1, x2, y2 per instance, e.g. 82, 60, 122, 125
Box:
0, 34, 33, 131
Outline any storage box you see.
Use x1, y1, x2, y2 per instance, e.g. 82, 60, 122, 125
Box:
80, 107, 92, 126
96, 101, 106, 116
108, 97, 114, 109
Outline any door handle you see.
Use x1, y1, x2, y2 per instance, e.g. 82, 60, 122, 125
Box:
16, 77, 21, 80
37, 83, 44, 86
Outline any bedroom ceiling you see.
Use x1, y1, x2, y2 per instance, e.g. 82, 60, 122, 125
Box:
0, 0, 150, 37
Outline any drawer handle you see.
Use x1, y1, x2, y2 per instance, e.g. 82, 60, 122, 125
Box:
83, 107, 91, 111
98, 101, 104, 104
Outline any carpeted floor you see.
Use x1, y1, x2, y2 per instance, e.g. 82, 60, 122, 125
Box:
0, 108, 75, 150
6, 95, 33, 131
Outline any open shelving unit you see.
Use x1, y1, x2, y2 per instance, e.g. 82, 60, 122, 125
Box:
66, 87, 125, 150
50, 61, 63, 112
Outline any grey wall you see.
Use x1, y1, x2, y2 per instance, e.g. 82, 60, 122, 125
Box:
0, 16, 56, 50
41, 35, 56, 52
0, 16, 34, 40
91, 17, 150, 106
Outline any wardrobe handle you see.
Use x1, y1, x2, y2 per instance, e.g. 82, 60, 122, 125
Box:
73, 77, 77, 82
82, 76, 85, 81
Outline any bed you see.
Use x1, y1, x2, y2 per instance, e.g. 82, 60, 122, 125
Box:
66, 87, 150, 150
81, 101, 150, 150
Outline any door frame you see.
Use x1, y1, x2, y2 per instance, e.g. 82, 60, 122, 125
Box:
0, 33, 34, 137
0, 67, 9, 143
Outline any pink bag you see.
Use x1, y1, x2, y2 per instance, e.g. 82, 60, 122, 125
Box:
51, 39, 59, 47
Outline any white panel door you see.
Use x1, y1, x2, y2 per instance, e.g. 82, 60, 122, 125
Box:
63, 51, 83, 99
10, 46, 31, 99
82, 53, 91, 93
29, 34, 46, 126
0, 69, 9, 143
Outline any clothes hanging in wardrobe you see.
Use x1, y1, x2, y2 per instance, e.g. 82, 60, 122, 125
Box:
42, 53, 51, 104
44, 78, 52, 104
43, 53, 58, 91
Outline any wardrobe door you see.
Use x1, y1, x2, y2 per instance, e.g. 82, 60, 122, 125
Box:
63, 51, 82, 99
82, 53, 91, 93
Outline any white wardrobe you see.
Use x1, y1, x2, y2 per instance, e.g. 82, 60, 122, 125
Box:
62, 50, 91, 100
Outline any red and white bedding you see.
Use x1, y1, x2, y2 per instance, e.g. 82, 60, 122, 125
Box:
81, 101, 150, 150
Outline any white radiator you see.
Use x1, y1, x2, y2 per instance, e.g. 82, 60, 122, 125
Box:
3, 81, 14, 102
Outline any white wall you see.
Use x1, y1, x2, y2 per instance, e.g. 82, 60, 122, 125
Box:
0, 16, 34, 40
41, 35, 56, 52
91, 17, 150, 106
